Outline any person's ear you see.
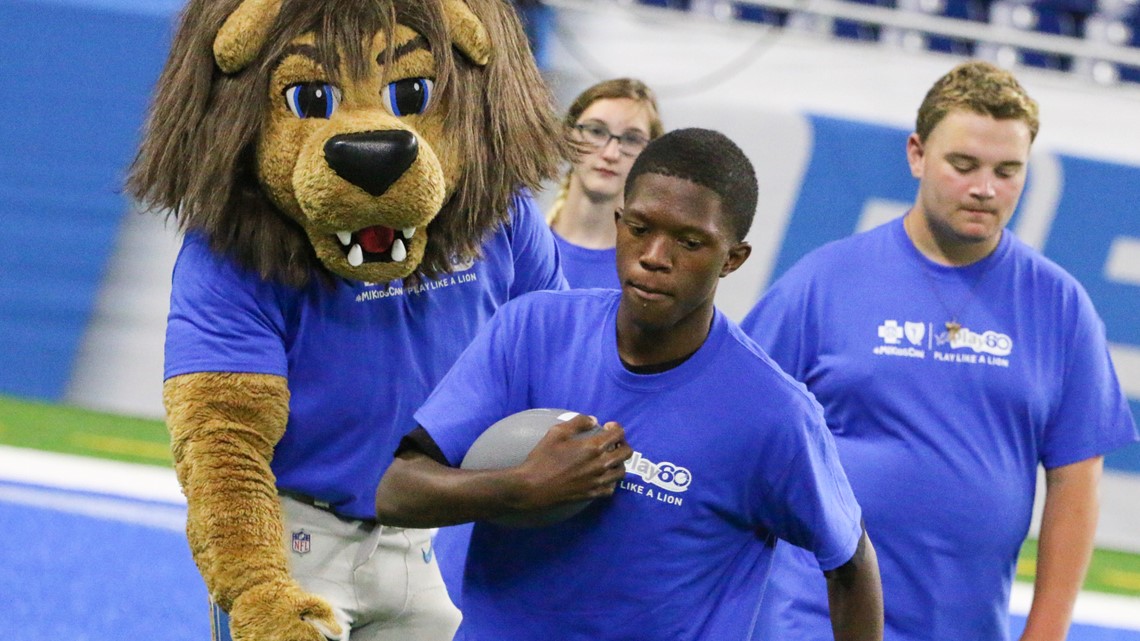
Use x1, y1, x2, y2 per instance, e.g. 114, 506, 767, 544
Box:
720, 241, 751, 277
906, 133, 925, 180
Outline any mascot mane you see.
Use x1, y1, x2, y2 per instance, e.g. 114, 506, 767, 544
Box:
128, 0, 567, 287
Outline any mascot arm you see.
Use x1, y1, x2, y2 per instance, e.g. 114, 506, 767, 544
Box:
164, 371, 342, 641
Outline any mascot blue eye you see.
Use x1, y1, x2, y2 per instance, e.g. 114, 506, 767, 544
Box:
382, 78, 433, 116
284, 83, 341, 119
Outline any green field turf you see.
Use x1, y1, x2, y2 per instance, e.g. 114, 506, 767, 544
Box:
0, 394, 172, 466
2, 393, 1138, 597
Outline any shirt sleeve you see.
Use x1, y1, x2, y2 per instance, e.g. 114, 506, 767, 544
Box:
506, 191, 569, 298
395, 426, 451, 466
414, 300, 528, 466
752, 398, 864, 571
163, 234, 289, 380
1041, 285, 1139, 468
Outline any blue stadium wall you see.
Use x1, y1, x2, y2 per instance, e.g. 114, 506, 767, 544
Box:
0, 0, 178, 399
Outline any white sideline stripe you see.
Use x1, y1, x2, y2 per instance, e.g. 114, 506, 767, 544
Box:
0, 484, 186, 533
1106, 236, 1140, 287
1011, 582, 1140, 631
0, 445, 184, 503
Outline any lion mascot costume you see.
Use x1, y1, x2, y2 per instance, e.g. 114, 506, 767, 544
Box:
126, 0, 567, 639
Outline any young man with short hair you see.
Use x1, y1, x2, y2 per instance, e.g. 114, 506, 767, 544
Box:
377, 128, 884, 641
742, 61, 1139, 641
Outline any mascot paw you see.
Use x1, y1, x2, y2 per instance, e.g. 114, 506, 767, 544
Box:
229, 581, 346, 641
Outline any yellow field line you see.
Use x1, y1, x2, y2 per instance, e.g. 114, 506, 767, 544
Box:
1103, 569, 1140, 592
1018, 558, 1037, 576
69, 433, 172, 462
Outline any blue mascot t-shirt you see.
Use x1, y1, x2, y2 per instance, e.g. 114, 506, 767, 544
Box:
164, 193, 567, 521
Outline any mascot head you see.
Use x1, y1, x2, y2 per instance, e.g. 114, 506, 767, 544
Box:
129, 0, 567, 286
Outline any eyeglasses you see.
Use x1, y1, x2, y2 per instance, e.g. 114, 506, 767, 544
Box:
572, 122, 650, 157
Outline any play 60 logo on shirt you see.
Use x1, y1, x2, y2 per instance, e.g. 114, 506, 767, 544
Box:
619, 449, 691, 507
874, 319, 1013, 367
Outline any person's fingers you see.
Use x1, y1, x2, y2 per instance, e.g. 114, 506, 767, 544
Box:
592, 476, 625, 497
601, 464, 627, 484
554, 413, 599, 437
600, 441, 631, 468
592, 422, 626, 451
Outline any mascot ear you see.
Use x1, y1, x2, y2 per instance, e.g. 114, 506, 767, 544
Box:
214, 0, 284, 74
443, 0, 491, 66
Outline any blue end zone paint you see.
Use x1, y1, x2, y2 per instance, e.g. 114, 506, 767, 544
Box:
0, 483, 208, 641
1, 479, 1138, 641
0, 0, 174, 399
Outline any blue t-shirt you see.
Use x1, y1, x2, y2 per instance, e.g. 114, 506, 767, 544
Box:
741, 216, 1139, 641
164, 194, 567, 520
416, 289, 863, 641
552, 232, 619, 289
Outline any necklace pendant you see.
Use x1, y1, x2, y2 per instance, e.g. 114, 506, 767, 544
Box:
945, 320, 961, 340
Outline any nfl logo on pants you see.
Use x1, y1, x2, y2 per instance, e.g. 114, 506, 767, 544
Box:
292, 530, 311, 555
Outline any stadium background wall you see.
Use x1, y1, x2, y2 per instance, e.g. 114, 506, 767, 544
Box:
1, 0, 1137, 474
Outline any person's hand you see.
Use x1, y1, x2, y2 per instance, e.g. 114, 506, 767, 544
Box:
228, 580, 345, 641
513, 414, 631, 510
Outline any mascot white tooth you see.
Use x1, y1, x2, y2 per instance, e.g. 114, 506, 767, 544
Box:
127, 0, 568, 638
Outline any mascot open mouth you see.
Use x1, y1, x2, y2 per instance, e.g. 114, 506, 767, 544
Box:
336, 225, 417, 265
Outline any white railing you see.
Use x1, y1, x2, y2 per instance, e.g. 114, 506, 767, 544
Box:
546, 0, 1140, 68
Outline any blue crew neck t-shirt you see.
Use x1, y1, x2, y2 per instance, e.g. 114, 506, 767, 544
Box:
164, 194, 567, 520
417, 289, 864, 641
742, 216, 1138, 641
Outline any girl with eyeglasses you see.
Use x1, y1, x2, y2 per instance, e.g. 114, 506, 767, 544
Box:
547, 78, 664, 288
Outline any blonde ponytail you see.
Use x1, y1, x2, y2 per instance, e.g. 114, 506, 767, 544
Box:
545, 170, 572, 226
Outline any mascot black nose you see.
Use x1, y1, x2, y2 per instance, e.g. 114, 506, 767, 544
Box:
324, 130, 419, 197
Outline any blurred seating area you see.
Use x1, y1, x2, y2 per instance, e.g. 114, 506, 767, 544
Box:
627, 0, 1140, 84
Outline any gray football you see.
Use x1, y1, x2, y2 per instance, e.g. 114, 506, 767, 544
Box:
461, 408, 600, 528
